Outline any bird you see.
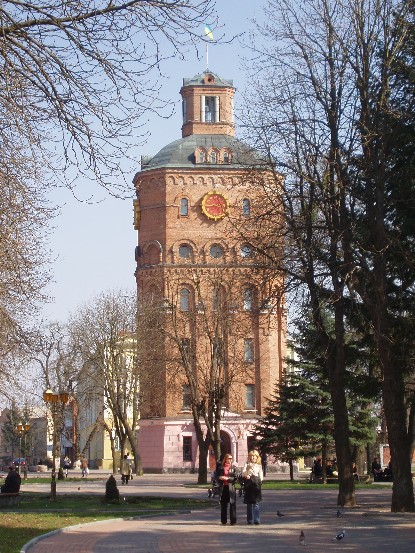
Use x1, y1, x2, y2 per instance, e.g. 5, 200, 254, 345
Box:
332, 530, 346, 541
299, 530, 306, 546
337, 509, 341, 518
277, 510, 285, 517
77, 487, 81, 491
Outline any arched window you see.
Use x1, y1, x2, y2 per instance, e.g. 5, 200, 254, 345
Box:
212, 286, 224, 311
180, 198, 189, 216
180, 288, 190, 311
243, 287, 253, 311
210, 244, 224, 258
179, 243, 191, 259
198, 151, 205, 163
210, 151, 217, 163
223, 151, 230, 163
244, 338, 254, 363
240, 243, 252, 258
182, 384, 191, 410
242, 198, 251, 216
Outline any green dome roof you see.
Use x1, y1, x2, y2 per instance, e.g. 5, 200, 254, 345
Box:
140, 134, 265, 171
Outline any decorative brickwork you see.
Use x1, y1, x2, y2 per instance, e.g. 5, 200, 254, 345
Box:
134, 71, 286, 472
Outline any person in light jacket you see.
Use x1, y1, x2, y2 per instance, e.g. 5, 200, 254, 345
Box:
242, 450, 263, 525
120, 454, 132, 485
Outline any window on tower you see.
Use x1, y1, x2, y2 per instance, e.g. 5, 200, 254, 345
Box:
182, 384, 191, 411
244, 338, 254, 363
242, 198, 251, 216
179, 243, 191, 259
222, 149, 232, 163
180, 198, 189, 216
240, 243, 253, 258
212, 286, 225, 311
245, 384, 255, 410
210, 244, 224, 258
180, 288, 191, 311
243, 287, 253, 311
204, 96, 218, 122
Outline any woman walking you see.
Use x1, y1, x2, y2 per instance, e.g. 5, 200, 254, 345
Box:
242, 450, 263, 525
217, 453, 237, 525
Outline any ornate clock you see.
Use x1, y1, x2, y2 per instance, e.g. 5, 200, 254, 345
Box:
201, 191, 228, 220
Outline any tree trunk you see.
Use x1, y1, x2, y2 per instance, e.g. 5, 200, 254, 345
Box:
379, 345, 414, 512
322, 440, 328, 484
126, 426, 142, 475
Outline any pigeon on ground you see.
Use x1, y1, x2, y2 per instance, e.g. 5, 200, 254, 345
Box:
331, 530, 346, 541
336, 510, 341, 518
299, 530, 306, 546
277, 510, 285, 517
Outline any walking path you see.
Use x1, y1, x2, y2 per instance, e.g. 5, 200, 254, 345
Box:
21, 473, 415, 553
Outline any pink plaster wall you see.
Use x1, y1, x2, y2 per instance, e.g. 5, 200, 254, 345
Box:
137, 416, 256, 472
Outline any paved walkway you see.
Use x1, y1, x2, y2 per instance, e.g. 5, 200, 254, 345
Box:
21, 473, 415, 553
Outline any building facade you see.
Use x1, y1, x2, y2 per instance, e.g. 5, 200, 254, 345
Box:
133, 70, 286, 472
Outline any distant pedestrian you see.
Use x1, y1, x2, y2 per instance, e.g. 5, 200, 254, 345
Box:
120, 454, 131, 485
81, 458, 89, 477
261, 452, 268, 477
63, 456, 71, 478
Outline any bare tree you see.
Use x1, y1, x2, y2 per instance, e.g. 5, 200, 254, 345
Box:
0, 160, 54, 388
241, 0, 414, 511
69, 290, 141, 474
27, 322, 79, 490
0, 0, 216, 193
138, 267, 278, 484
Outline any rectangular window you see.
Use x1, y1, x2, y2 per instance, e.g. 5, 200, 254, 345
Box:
204, 96, 218, 122
245, 384, 255, 409
182, 384, 191, 410
183, 436, 192, 461
212, 337, 224, 365
244, 338, 254, 363
180, 198, 189, 216
182, 98, 187, 123
243, 288, 253, 311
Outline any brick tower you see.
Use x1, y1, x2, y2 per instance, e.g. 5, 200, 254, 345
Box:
133, 71, 285, 472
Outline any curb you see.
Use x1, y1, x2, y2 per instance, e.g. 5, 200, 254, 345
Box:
21, 511, 192, 553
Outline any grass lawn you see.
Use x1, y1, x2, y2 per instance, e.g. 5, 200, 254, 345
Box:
197, 478, 381, 491
0, 494, 213, 553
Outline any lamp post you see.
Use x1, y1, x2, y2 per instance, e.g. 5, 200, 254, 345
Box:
15, 423, 31, 478
43, 389, 69, 500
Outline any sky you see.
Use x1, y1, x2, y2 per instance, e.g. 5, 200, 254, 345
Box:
42, 1, 265, 323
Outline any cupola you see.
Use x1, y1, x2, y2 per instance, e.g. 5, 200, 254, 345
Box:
180, 70, 235, 138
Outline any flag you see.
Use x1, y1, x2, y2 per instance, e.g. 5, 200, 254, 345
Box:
204, 24, 214, 40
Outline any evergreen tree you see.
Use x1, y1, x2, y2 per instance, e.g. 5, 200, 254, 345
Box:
254, 309, 378, 481
253, 372, 333, 481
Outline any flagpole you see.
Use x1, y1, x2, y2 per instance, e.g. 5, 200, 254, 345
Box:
206, 42, 209, 70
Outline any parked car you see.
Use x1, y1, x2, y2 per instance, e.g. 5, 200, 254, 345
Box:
13, 458, 27, 468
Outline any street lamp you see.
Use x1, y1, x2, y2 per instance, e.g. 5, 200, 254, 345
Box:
43, 389, 69, 500
15, 422, 31, 478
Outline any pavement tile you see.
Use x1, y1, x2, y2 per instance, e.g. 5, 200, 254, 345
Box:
20, 472, 415, 553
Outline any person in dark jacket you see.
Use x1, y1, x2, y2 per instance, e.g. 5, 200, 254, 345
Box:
216, 453, 237, 525
1, 466, 21, 493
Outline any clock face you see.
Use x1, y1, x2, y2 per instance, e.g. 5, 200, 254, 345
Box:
201, 191, 228, 220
